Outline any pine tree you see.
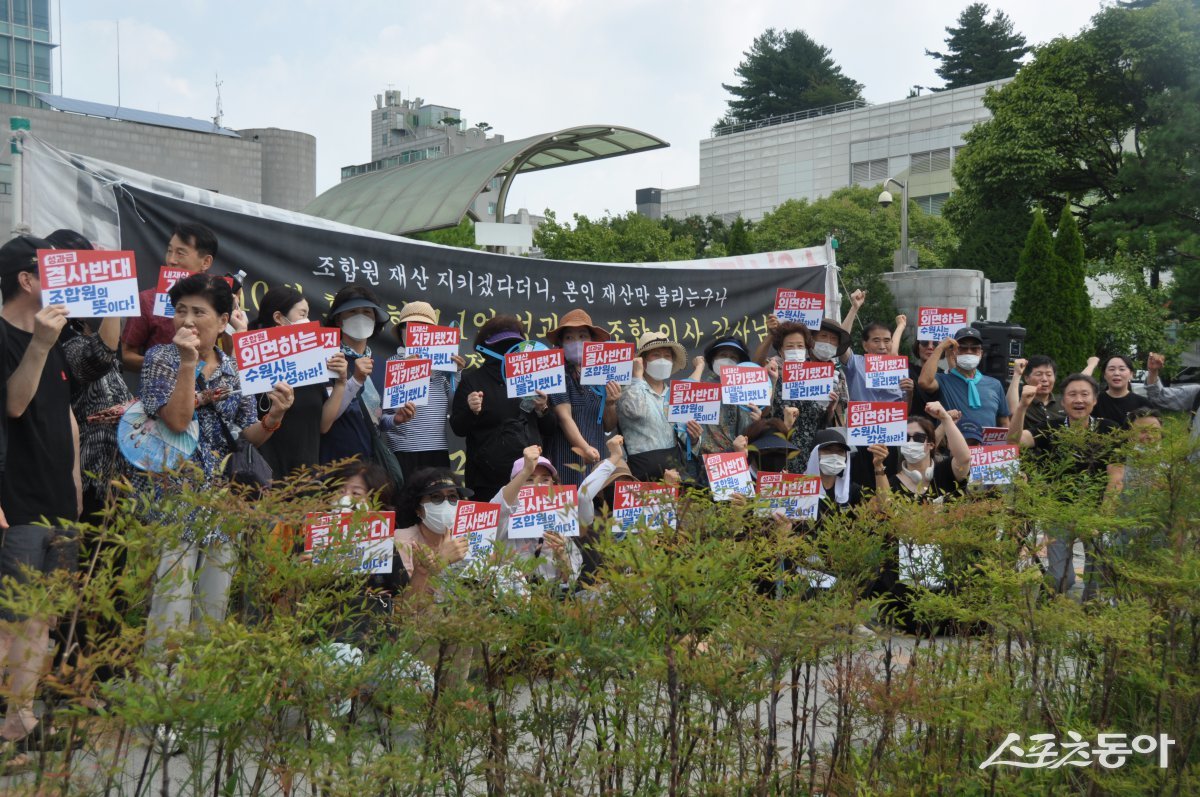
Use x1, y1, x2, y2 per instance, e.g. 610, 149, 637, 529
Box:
926, 3, 1030, 89
721, 28, 863, 125
1008, 211, 1094, 374
1051, 205, 1095, 371
726, 217, 752, 255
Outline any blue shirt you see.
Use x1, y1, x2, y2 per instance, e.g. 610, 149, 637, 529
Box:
934, 370, 1010, 428
844, 353, 905, 403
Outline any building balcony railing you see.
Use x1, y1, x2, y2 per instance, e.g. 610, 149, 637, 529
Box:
712, 99, 870, 137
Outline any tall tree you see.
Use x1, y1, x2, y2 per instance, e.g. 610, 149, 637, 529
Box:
1010, 210, 1092, 372
1051, 206, 1094, 367
720, 28, 863, 126
946, 0, 1200, 266
926, 3, 1029, 89
948, 198, 1030, 281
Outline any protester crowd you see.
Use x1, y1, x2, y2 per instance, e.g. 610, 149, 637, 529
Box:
0, 221, 1194, 768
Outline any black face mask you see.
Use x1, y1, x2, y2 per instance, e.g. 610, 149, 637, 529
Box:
754, 452, 788, 474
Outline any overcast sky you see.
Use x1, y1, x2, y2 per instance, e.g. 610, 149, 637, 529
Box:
55, 1, 1102, 221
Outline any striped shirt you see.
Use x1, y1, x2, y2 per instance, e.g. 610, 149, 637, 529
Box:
384, 367, 453, 452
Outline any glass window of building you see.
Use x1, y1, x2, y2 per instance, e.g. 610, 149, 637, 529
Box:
33, 42, 50, 83
32, 0, 49, 29
12, 0, 28, 26
13, 38, 30, 78
0, 37, 11, 74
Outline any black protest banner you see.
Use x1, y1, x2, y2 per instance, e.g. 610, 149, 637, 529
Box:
115, 185, 828, 361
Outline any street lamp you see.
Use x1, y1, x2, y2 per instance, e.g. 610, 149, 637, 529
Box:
878, 177, 910, 272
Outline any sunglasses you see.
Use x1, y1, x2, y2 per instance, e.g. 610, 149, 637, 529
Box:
422, 494, 460, 506
907, 432, 930, 443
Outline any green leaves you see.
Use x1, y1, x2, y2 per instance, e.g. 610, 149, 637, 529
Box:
926, 3, 1030, 90
719, 27, 864, 126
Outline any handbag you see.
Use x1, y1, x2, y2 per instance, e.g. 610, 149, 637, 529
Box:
117, 400, 200, 473
358, 396, 405, 493
215, 411, 274, 488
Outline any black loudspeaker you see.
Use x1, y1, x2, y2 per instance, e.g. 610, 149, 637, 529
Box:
973, 321, 1026, 388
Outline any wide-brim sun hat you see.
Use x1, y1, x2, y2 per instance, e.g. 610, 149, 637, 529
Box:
396, 301, 438, 326
635, 331, 687, 373
548, 308, 611, 345
818, 319, 852, 358
703, 336, 751, 369
393, 301, 439, 341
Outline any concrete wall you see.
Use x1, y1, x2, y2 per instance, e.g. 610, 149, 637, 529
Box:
238, 127, 316, 211
0, 103, 315, 237
881, 269, 993, 326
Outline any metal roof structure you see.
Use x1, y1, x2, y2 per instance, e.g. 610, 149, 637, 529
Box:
303, 125, 668, 235
34, 93, 241, 138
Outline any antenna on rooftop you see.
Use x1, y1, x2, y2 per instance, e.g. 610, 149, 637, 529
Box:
213, 73, 224, 128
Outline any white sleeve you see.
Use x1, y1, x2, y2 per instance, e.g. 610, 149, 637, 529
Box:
576, 460, 616, 527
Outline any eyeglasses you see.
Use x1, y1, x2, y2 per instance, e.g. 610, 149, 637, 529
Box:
422, 494, 460, 506
907, 432, 930, 443
918, 340, 938, 348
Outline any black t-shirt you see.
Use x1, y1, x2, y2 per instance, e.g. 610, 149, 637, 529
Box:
1, 319, 76, 526
1028, 416, 1120, 502
886, 456, 965, 503
1094, 391, 1149, 428
258, 381, 325, 479
813, 480, 865, 528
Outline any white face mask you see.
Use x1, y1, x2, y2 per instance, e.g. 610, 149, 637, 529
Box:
812, 342, 838, 362
900, 441, 928, 463
421, 501, 456, 535
336, 494, 369, 511
712, 357, 738, 373
957, 354, 981, 371
563, 340, 585, 364
341, 315, 375, 341
818, 454, 846, 476
783, 348, 806, 362
645, 358, 675, 382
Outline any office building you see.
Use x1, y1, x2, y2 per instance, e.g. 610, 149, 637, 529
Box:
638, 79, 1008, 222
0, 0, 52, 106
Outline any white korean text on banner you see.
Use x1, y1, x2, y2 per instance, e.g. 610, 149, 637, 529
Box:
917, 307, 968, 341
969, 445, 1020, 485
668, 381, 721, 424
612, 482, 678, 532
404, 323, 460, 372
580, 342, 634, 385
719, 365, 772, 407
705, 452, 754, 501
847, 401, 908, 446
452, 501, 501, 563
757, 472, 821, 520
37, 249, 139, 317
773, 288, 825, 330
233, 322, 339, 395
509, 485, 579, 540
303, 511, 395, 574
782, 360, 836, 402
153, 266, 193, 318
383, 357, 433, 410
505, 349, 566, 398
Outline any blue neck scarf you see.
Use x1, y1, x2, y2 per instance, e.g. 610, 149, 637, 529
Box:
949, 368, 983, 409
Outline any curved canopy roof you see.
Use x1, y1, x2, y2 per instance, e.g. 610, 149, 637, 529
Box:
304, 125, 668, 235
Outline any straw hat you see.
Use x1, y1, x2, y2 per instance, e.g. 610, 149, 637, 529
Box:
547, 308, 611, 345
635, 331, 687, 372
393, 301, 439, 341
396, 301, 438, 326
